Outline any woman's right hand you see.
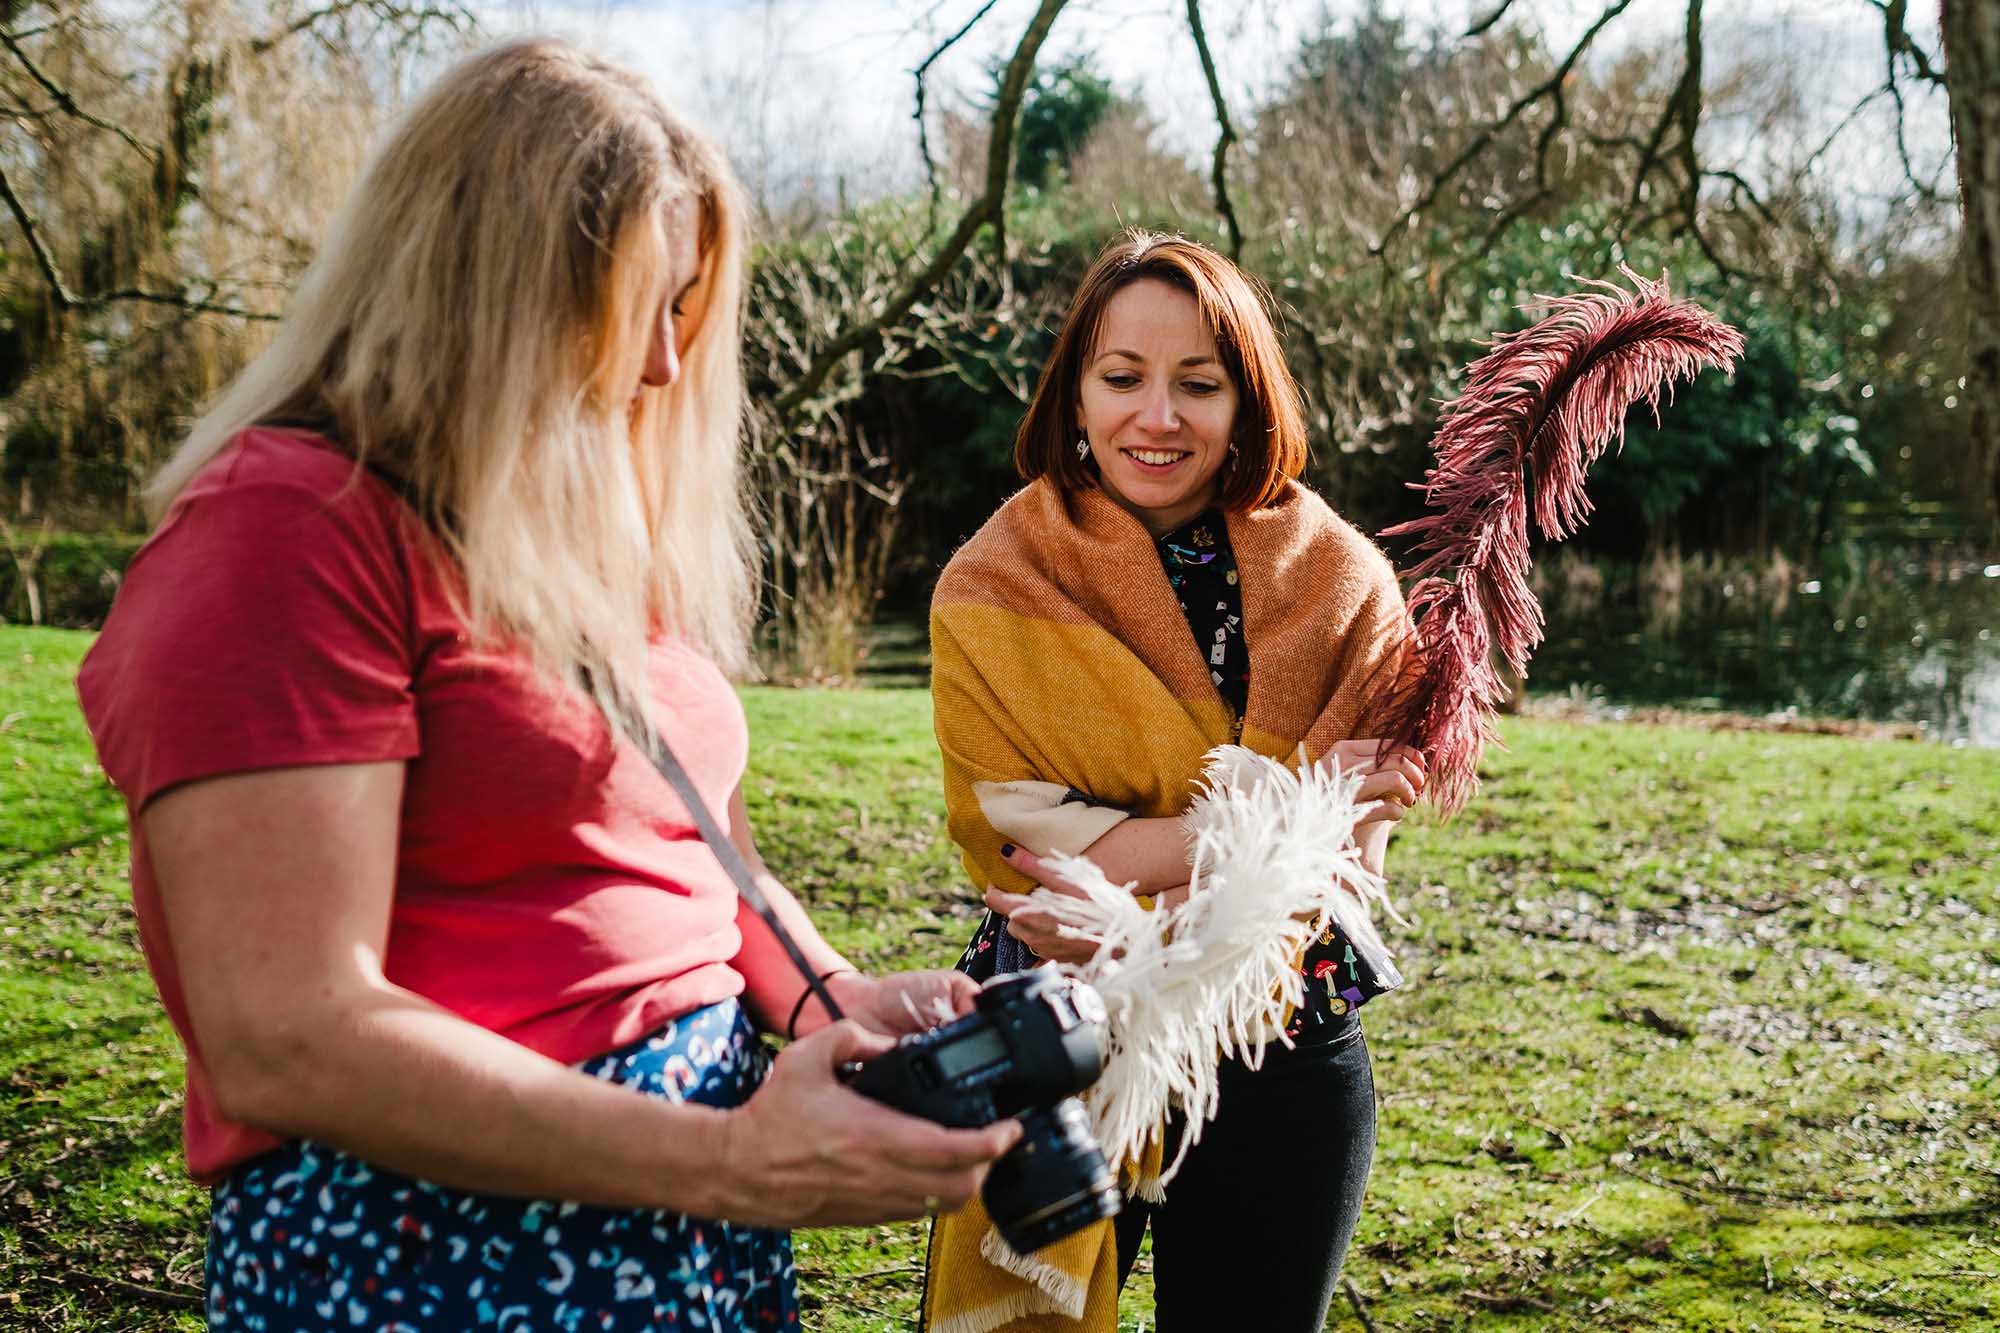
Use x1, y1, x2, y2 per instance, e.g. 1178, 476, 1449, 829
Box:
1316, 739, 1427, 825
714, 1020, 1022, 1228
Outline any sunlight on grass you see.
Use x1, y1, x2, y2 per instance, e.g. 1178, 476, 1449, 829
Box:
4, 628, 1996, 1330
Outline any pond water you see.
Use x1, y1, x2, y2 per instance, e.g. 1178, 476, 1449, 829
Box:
868, 554, 2000, 746
1526, 554, 2000, 747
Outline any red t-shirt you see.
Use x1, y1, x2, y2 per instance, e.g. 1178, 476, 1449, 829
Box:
78, 428, 749, 1182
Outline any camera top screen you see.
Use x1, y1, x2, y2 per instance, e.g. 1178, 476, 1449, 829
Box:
933, 1026, 1008, 1081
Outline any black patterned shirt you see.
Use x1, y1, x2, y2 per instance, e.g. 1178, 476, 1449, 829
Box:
1156, 510, 1248, 737
1156, 508, 1377, 1041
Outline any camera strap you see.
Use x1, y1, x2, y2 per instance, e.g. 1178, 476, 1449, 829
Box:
615, 703, 848, 1026
258, 420, 846, 1024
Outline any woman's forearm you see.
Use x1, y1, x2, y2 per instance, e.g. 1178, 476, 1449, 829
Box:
1357, 818, 1392, 879
731, 872, 853, 1034
1076, 816, 1192, 895
214, 979, 739, 1215
724, 784, 853, 1033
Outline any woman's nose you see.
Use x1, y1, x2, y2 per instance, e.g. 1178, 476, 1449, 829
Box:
642, 318, 680, 388
1135, 385, 1179, 433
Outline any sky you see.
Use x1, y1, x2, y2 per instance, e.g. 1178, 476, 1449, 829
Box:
481, 0, 1952, 217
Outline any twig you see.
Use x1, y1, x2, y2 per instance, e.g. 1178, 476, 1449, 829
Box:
0, 27, 156, 157
1463, 1288, 1555, 1313
48, 1268, 200, 1310
0, 161, 80, 308
796, 1263, 925, 1281
1372, 0, 1635, 256
1876, 0, 1945, 86
1555, 1183, 1604, 1227
772, 0, 1067, 423
912, 0, 1003, 237
1611, 1158, 1848, 1206
1464, 0, 1523, 39
1610, 1003, 1693, 1039
1185, 0, 1242, 261
1342, 1276, 1379, 1333
83, 286, 278, 321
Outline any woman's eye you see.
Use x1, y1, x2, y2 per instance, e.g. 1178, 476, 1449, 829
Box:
1182, 380, 1220, 396
1103, 372, 1140, 388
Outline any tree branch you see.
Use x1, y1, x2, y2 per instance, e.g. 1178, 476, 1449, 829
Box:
1372, 0, 1634, 256
0, 159, 80, 307
772, 0, 1067, 424
248, 1, 474, 57
912, 0, 1003, 237
1186, 0, 1242, 260
0, 27, 157, 157
1464, 0, 1523, 40
84, 287, 280, 320
1618, 0, 1704, 234
0, 157, 279, 321
1879, 0, 1948, 200
1878, 0, 1946, 86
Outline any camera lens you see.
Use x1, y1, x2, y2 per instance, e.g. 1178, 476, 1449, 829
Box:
982, 1097, 1121, 1254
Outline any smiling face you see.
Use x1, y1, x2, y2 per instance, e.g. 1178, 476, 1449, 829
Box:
1077, 278, 1239, 537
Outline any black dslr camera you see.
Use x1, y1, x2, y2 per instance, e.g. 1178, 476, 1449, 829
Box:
842, 969, 1121, 1252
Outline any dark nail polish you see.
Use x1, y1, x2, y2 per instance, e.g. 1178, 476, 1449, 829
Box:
1000, 843, 1016, 857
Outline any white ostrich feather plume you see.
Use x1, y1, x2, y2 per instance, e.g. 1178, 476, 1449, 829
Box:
1026, 745, 1406, 1194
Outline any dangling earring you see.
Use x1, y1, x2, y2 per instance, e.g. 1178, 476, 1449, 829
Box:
1076, 434, 1090, 460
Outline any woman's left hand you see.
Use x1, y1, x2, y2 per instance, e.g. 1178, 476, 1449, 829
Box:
819, 969, 979, 1039
983, 845, 1104, 966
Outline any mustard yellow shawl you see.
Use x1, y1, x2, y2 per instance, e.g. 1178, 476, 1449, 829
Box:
923, 479, 1408, 1333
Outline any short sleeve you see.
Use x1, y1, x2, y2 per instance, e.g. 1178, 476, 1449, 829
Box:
78, 441, 422, 810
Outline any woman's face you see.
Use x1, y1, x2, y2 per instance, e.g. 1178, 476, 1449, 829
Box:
639, 194, 702, 394
1076, 278, 1239, 537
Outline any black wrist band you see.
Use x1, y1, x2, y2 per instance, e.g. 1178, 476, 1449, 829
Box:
787, 969, 857, 1039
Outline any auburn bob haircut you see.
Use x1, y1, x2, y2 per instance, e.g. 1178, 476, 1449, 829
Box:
1014, 230, 1308, 510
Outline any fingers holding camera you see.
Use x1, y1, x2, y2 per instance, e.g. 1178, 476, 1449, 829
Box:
716, 1019, 1021, 1228
820, 968, 979, 1039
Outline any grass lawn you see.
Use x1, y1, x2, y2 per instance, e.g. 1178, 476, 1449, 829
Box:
3, 623, 1997, 1331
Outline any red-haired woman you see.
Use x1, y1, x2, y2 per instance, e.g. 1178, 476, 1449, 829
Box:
923, 232, 1425, 1333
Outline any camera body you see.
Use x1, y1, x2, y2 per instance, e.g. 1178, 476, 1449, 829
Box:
843, 969, 1121, 1252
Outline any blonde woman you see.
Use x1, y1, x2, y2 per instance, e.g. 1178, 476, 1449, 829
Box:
78, 38, 1015, 1331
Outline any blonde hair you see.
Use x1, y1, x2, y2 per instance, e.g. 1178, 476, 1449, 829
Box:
149, 37, 755, 718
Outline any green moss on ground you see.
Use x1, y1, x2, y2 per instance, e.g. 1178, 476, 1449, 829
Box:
3, 626, 1996, 1330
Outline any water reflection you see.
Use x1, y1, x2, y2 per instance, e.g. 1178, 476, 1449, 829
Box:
1527, 553, 2000, 746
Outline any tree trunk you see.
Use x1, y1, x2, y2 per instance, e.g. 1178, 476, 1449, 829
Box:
1942, 0, 2000, 532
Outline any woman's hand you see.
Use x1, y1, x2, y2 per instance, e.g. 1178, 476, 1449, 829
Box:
982, 845, 1106, 966
815, 970, 978, 1040
1317, 739, 1427, 828
716, 1020, 1022, 1227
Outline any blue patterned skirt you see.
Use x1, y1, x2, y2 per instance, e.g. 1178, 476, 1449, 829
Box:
205, 998, 798, 1331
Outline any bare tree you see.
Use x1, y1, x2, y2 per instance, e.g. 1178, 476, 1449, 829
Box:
0, 0, 474, 517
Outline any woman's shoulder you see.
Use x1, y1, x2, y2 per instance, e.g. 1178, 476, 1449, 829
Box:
1244, 480, 1400, 595
147, 426, 417, 556
171, 426, 380, 509
933, 481, 1063, 603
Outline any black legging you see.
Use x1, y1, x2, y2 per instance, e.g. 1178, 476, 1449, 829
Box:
1114, 1019, 1377, 1332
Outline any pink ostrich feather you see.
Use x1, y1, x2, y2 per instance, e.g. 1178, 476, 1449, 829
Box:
1378, 267, 1744, 816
